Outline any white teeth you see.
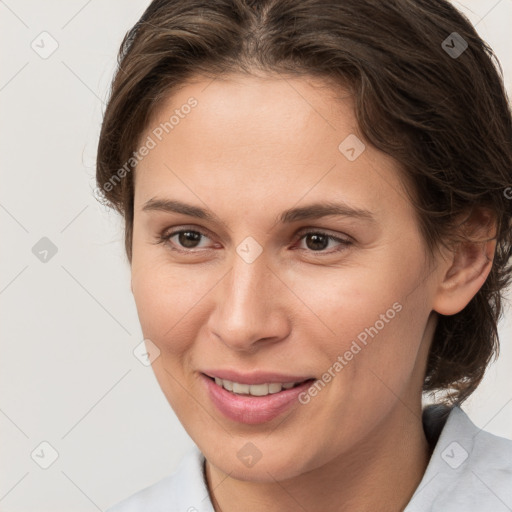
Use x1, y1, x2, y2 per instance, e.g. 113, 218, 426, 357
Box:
249, 383, 269, 396
212, 377, 304, 396
222, 379, 233, 391
232, 382, 250, 394
268, 383, 283, 394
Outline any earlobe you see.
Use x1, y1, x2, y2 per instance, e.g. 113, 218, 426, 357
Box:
432, 207, 497, 316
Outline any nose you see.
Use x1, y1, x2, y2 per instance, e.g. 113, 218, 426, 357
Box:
207, 251, 291, 353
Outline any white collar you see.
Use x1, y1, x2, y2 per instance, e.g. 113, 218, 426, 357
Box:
405, 405, 512, 510
108, 406, 512, 511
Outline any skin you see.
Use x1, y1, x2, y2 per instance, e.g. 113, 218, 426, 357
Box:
130, 73, 496, 512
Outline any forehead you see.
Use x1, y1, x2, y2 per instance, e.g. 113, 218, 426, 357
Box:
134, 73, 412, 222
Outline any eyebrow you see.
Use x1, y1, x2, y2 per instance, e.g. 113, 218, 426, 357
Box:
142, 198, 376, 224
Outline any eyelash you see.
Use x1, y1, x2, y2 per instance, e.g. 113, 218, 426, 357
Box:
155, 227, 352, 255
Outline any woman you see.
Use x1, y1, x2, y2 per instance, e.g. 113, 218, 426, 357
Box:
97, 0, 512, 510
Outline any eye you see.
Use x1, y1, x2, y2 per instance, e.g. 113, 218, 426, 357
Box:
157, 228, 214, 252
155, 227, 352, 255
295, 230, 352, 253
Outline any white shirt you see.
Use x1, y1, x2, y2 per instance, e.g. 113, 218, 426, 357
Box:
106, 406, 512, 511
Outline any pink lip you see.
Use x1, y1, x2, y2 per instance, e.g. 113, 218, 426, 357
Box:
201, 369, 314, 385
201, 373, 315, 424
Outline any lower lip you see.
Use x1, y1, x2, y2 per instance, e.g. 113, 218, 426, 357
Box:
201, 374, 315, 425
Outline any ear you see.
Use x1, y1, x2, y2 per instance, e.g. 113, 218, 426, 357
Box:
432, 207, 497, 316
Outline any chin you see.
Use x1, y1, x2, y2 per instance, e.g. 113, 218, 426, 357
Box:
199, 433, 324, 483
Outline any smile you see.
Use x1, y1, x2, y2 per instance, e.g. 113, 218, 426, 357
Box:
213, 377, 305, 396
201, 373, 316, 424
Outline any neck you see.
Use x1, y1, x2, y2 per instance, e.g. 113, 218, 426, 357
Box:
205, 402, 432, 512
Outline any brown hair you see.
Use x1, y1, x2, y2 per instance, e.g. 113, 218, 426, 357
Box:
96, 0, 512, 404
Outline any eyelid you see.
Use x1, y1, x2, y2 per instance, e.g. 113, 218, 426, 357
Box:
157, 225, 214, 251
157, 225, 353, 256
293, 228, 353, 254
160, 225, 352, 241
295, 226, 353, 242
161, 225, 212, 239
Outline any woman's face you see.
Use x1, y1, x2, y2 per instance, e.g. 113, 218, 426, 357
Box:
131, 73, 444, 481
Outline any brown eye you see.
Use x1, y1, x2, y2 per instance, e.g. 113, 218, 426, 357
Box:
304, 233, 329, 251
296, 230, 352, 253
177, 230, 202, 248
158, 228, 213, 252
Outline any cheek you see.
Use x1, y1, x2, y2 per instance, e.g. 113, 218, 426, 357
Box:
284, 255, 414, 345
287, 251, 429, 388
329, 282, 431, 413
130, 258, 208, 410
131, 228, 428, 367
131, 254, 218, 355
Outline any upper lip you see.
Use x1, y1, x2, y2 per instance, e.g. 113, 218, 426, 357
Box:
202, 369, 315, 385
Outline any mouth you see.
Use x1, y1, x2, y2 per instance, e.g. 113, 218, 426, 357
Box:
201, 373, 317, 424
204, 374, 314, 396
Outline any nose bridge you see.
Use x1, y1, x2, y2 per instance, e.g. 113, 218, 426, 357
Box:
210, 248, 287, 350
225, 252, 271, 328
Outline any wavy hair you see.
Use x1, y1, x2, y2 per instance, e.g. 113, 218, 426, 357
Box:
96, 0, 512, 404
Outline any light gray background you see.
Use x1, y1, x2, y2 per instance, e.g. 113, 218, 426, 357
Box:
0, 1, 511, 511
